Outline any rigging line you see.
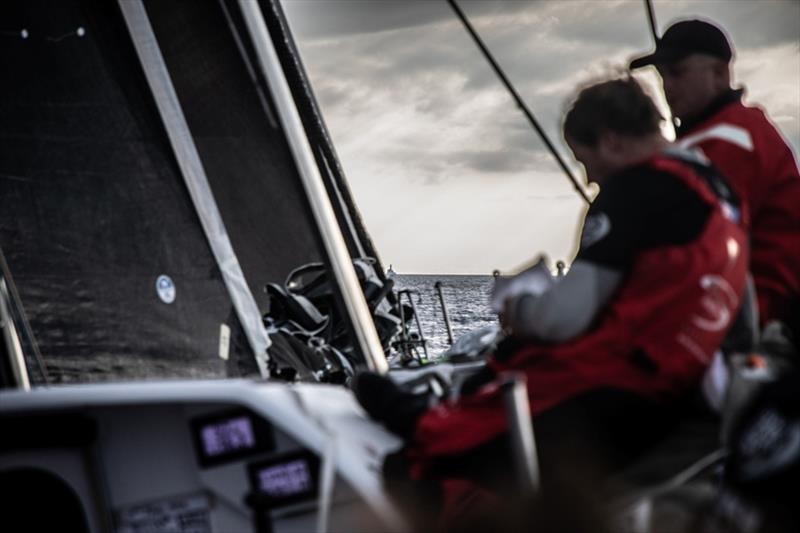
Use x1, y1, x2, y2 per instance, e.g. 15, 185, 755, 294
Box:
266, 0, 386, 277
644, 0, 660, 43
447, 0, 591, 205
0, 247, 50, 384
237, 0, 388, 374
641, 0, 677, 131
217, 0, 279, 130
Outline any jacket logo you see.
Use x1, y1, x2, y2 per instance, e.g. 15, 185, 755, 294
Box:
693, 275, 739, 332
580, 213, 611, 248
156, 275, 176, 304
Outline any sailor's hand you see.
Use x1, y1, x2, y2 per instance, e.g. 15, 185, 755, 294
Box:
501, 294, 541, 340
500, 296, 519, 334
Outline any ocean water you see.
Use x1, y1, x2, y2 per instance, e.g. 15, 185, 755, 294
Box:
391, 274, 498, 357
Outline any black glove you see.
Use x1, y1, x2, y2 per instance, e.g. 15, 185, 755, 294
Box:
353, 372, 430, 440
459, 365, 497, 396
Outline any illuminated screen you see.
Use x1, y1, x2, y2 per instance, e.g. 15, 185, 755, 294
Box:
190, 409, 274, 467
248, 451, 320, 509
257, 459, 313, 496
201, 416, 255, 457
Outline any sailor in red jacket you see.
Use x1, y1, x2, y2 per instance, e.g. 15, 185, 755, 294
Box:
630, 19, 800, 341
356, 78, 748, 528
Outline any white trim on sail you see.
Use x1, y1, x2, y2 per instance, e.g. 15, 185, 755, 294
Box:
237, 0, 388, 374
119, 0, 271, 378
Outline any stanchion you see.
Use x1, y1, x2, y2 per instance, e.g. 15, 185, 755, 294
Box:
500, 372, 540, 496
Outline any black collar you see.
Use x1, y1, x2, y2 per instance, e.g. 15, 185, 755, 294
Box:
676, 88, 744, 135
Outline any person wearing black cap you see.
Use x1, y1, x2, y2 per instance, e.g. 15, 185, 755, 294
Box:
355, 77, 750, 530
630, 18, 800, 343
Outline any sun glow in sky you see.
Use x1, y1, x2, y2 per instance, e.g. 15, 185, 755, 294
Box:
282, 0, 800, 274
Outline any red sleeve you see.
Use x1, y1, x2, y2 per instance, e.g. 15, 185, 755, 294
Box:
683, 103, 800, 325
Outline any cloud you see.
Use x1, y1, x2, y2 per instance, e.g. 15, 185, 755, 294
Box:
652, 0, 800, 50
280, 0, 535, 39
444, 147, 535, 174
278, 0, 447, 38
737, 42, 800, 151
281, 0, 799, 272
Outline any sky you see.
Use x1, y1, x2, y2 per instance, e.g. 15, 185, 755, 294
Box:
281, 0, 800, 274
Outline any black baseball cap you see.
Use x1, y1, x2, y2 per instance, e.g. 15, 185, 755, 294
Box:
629, 19, 733, 69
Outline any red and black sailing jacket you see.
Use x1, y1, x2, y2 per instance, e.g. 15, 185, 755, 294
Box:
677, 90, 800, 329
411, 152, 749, 461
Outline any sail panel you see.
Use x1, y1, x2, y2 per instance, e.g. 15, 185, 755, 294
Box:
142, 0, 328, 313
0, 0, 253, 381
119, 0, 271, 376
0, 0, 384, 382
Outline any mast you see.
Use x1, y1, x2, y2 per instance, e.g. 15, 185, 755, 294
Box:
644, 0, 660, 42
261, 0, 391, 285
237, 0, 389, 374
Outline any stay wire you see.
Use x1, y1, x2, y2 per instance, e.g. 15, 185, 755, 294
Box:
0, 247, 49, 384
644, 0, 660, 43
447, 0, 591, 205
641, 0, 677, 131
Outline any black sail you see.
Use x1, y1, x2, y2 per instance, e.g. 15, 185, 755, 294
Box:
142, 0, 329, 308
0, 0, 372, 383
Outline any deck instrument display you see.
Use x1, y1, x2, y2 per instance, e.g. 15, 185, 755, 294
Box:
248, 451, 321, 509
190, 409, 275, 467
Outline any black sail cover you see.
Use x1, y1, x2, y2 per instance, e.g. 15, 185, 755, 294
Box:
0, 0, 367, 382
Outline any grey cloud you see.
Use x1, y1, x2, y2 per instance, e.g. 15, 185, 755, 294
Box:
414, 90, 464, 118
414, 145, 552, 177
303, 52, 576, 181
313, 81, 350, 108
653, 0, 800, 50
298, 24, 460, 88
280, 0, 448, 38
541, 2, 652, 48
281, 0, 535, 39
287, 2, 630, 97
372, 137, 552, 186
288, 0, 799, 95
281, 0, 796, 274
289, 0, 797, 183
445, 147, 536, 174
300, 30, 585, 142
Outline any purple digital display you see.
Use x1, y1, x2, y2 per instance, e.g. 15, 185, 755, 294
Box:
200, 415, 256, 457
256, 459, 313, 497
